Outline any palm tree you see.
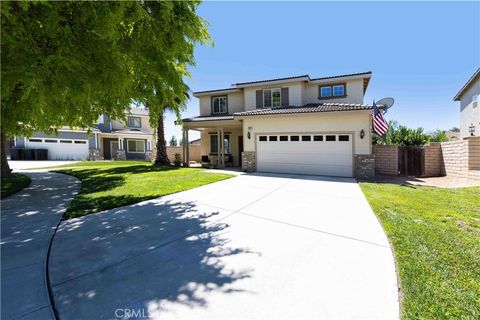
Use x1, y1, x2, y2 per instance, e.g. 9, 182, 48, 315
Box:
154, 107, 171, 165
154, 89, 189, 166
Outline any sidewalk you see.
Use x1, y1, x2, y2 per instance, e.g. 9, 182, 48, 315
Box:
1, 172, 80, 320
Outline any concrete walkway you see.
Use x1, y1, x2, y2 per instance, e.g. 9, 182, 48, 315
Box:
1, 172, 80, 320
50, 173, 399, 320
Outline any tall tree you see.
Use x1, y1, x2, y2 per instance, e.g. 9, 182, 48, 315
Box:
154, 89, 189, 165
169, 136, 178, 147
1, 1, 210, 176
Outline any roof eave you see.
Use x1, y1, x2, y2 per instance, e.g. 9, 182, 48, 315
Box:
453, 68, 480, 101
192, 88, 241, 97
309, 72, 372, 85
235, 76, 310, 88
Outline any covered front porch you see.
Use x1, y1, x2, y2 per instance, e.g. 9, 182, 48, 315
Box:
182, 117, 243, 169
93, 132, 154, 160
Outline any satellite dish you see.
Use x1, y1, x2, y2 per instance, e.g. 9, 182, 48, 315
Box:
376, 97, 394, 114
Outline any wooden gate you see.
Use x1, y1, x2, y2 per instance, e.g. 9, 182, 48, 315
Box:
398, 147, 425, 176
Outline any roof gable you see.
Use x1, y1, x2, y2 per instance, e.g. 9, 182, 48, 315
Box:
454, 68, 480, 101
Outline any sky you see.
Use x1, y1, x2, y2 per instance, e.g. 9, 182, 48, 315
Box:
165, 1, 480, 142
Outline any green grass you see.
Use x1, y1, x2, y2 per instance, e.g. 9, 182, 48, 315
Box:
1, 173, 31, 198
53, 161, 234, 219
359, 182, 480, 319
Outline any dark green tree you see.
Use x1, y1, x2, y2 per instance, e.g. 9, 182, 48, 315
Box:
169, 136, 178, 147
373, 121, 431, 146
1, 1, 210, 175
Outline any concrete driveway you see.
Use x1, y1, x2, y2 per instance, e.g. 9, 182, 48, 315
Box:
50, 173, 399, 319
8, 160, 79, 171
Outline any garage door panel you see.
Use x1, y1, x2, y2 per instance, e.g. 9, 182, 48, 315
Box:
258, 162, 352, 177
258, 157, 353, 167
256, 133, 353, 177
26, 140, 89, 160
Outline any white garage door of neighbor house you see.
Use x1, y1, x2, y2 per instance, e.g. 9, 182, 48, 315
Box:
26, 138, 89, 160
256, 133, 353, 177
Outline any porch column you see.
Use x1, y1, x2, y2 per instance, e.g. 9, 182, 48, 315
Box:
185, 129, 190, 167
182, 128, 189, 167
220, 128, 225, 168
216, 128, 221, 168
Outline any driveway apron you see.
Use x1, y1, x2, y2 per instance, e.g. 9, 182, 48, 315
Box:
49, 173, 400, 319
1, 172, 80, 320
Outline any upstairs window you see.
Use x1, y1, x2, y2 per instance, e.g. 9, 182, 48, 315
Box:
212, 96, 228, 114
264, 88, 281, 107
319, 83, 346, 98
333, 85, 345, 96
320, 86, 332, 98
128, 116, 141, 128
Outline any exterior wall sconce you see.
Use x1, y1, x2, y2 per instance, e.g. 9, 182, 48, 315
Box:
360, 129, 365, 139
247, 126, 253, 139
469, 124, 475, 136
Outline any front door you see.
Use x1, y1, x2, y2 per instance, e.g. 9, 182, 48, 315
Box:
238, 136, 244, 166
110, 141, 119, 160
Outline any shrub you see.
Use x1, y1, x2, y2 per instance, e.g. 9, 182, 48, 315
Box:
373, 121, 430, 146
173, 153, 182, 166
430, 130, 450, 142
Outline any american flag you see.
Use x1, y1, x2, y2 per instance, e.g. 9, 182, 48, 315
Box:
372, 100, 389, 136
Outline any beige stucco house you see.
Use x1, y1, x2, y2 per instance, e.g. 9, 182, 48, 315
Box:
454, 68, 480, 138
181, 71, 382, 178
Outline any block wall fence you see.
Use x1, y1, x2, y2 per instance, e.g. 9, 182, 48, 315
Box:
372, 136, 480, 179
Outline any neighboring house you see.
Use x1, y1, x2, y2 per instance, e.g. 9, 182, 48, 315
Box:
12, 108, 155, 160
181, 71, 381, 178
454, 68, 480, 138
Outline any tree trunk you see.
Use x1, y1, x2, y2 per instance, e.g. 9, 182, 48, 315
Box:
154, 108, 170, 165
1, 132, 12, 177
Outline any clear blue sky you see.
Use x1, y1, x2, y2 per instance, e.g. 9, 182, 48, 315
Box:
165, 1, 480, 142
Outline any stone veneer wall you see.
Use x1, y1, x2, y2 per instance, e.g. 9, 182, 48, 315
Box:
115, 149, 126, 160
354, 155, 375, 179
241, 151, 256, 173
372, 145, 398, 176
88, 148, 102, 161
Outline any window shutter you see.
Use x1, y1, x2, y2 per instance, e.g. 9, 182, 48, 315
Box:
281, 87, 289, 107
256, 90, 263, 108
263, 90, 271, 108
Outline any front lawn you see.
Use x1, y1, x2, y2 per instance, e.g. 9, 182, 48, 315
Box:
53, 161, 233, 219
360, 183, 480, 319
1, 173, 31, 199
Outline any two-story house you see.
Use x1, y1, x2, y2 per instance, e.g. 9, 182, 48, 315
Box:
454, 68, 479, 138
181, 71, 380, 178
11, 108, 155, 161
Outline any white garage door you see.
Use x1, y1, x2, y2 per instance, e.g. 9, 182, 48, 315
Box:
256, 133, 353, 177
26, 138, 89, 160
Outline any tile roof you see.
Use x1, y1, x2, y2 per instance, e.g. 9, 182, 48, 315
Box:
192, 87, 239, 95
453, 68, 480, 101
182, 115, 235, 122
233, 103, 378, 117
309, 71, 372, 81
127, 108, 149, 116
112, 128, 151, 135
234, 75, 310, 86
